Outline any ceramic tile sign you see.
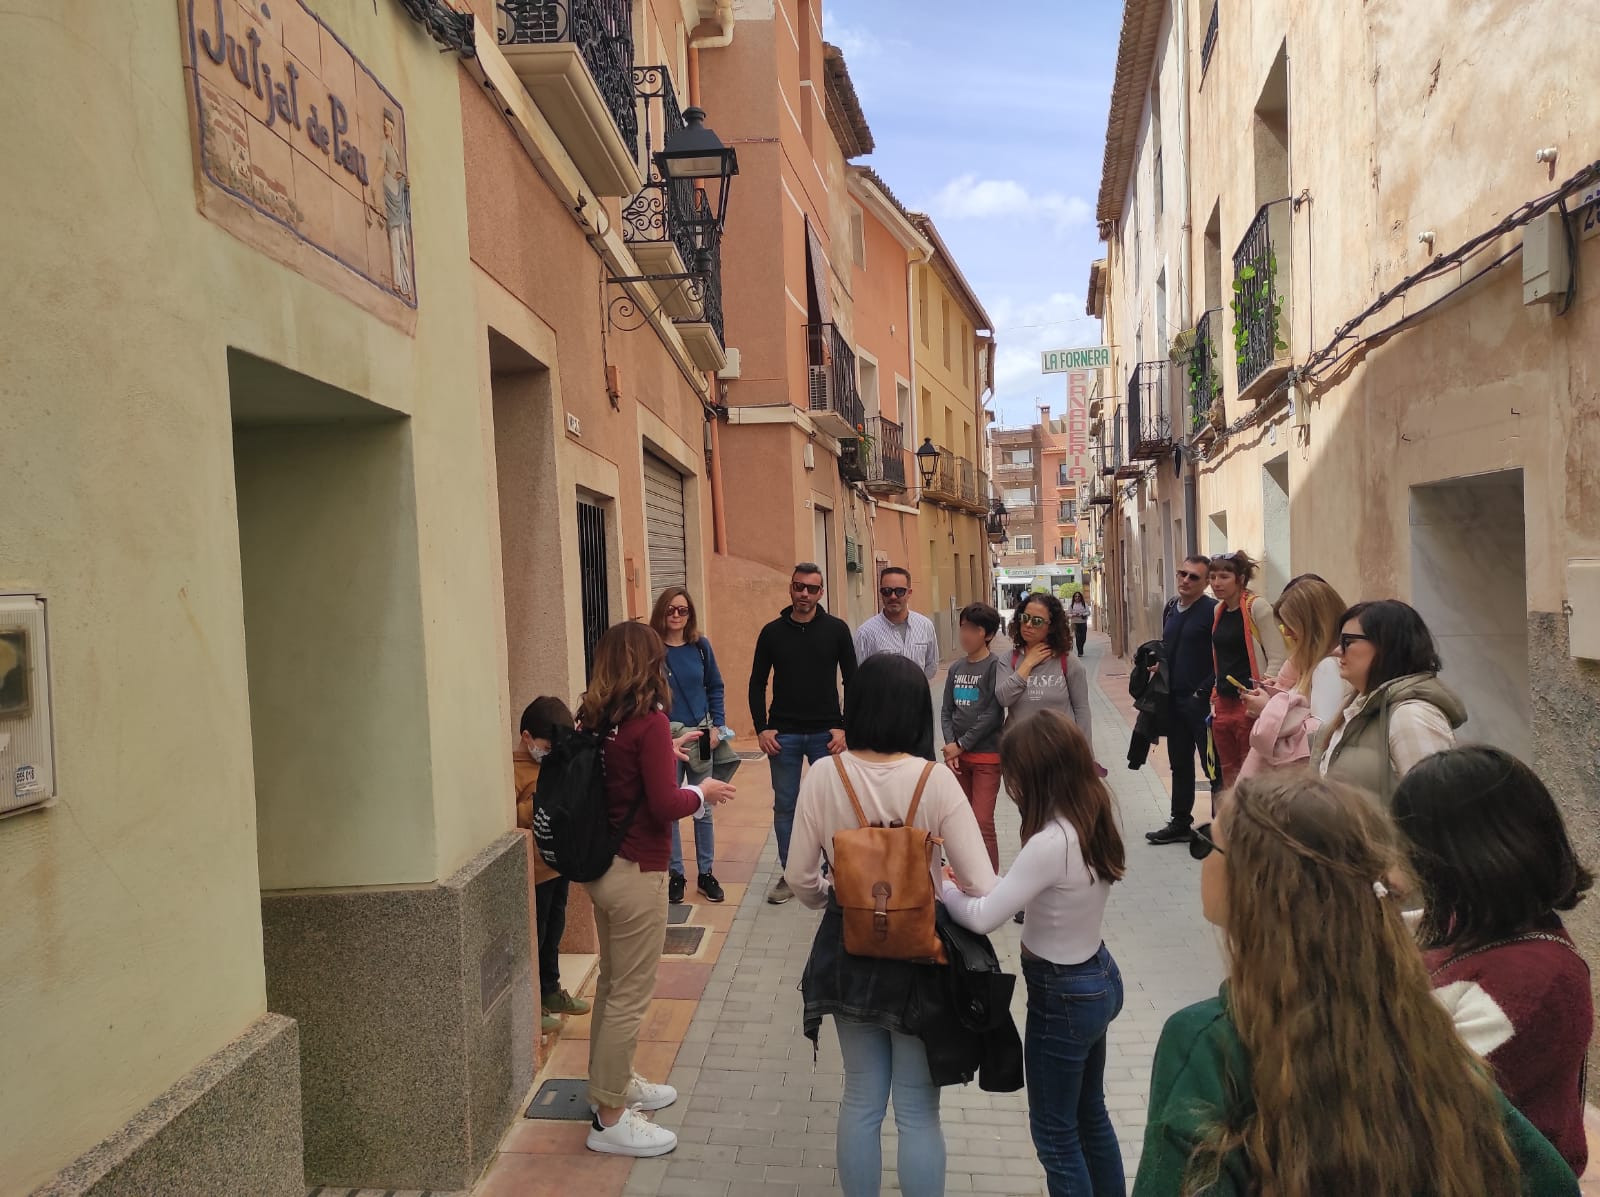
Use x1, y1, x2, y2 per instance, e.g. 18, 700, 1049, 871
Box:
179, 0, 418, 328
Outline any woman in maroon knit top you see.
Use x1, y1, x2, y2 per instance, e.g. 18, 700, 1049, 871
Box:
578, 622, 736, 1159
1395, 746, 1594, 1174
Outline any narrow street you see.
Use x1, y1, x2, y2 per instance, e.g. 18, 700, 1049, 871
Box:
468, 633, 1224, 1197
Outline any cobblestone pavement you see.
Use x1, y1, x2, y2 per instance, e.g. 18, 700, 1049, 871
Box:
622, 632, 1227, 1197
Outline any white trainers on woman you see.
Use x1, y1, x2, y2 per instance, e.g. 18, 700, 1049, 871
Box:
586, 1107, 678, 1157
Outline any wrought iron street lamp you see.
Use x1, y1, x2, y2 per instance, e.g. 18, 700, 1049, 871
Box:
915, 438, 940, 489
986, 498, 1008, 544
656, 107, 739, 270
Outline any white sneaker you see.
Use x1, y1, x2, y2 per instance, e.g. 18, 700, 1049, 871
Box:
589, 1074, 678, 1115
586, 1107, 679, 1157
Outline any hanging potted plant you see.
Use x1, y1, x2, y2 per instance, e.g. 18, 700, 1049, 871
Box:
838, 427, 868, 483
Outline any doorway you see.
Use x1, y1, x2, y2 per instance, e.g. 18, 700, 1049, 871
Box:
813, 505, 833, 600
1410, 471, 1530, 757
1262, 454, 1290, 599
643, 451, 688, 601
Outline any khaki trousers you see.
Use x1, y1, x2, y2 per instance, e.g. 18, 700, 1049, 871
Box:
584, 857, 669, 1107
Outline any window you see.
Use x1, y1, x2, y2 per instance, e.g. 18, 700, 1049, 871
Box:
1058, 500, 1077, 523
1013, 534, 1034, 553
1005, 448, 1033, 467
1003, 486, 1032, 506
1059, 539, 1072, 558
857, 353, 879, 417
918, 272, 929, 345
896, 379, 911, 423
1057, 463, 1070, 486
941, 297, 952, 371
849, 206, 866, 269
961, 324, 971, 385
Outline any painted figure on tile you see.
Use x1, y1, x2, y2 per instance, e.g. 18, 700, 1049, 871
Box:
377, 109, 414, 299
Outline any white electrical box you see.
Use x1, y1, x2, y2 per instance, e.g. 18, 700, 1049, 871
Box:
1523, 210, 1571, 305
1568, 560, 1600, 662
0, 593, 57, 815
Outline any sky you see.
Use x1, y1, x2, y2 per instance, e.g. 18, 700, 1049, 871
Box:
822, 0, 1122, 429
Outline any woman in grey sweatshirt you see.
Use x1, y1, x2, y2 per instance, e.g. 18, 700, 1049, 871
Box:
998, 593, 1093, 745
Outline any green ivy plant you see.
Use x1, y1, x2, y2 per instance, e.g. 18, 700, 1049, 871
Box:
1179, 326, 1222, 430
1229, 250, 1289, 375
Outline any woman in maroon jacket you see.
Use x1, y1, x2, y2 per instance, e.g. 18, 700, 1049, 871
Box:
578, 622, 736, 1159
1394, 746, 1594, 1173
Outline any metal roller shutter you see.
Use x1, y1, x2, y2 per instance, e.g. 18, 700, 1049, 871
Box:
643, 453, 688, 600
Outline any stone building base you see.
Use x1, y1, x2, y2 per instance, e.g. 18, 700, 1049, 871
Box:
31, 1014, 303, 1197
262, 832, 533, 1191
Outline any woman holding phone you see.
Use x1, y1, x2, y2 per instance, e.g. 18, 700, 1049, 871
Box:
1206, 553, 1285, 787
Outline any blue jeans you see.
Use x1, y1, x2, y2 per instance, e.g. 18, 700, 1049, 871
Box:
1023, 944, 1125, 1197
834, 1017, 944, 1197
669, 814, 714, 875
769, 731, 832, 867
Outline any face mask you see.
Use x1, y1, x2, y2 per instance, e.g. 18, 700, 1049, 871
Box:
531, 745, 549, 762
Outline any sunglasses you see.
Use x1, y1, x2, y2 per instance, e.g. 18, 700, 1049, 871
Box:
1338, 632, 1373, 653
879, 586, 909, 599
1177, 570, 1205, 582
1019, 613, 1049, 628
792, 581, 823, 595
1189, 824, 1224, 860
665, 605, 690, 616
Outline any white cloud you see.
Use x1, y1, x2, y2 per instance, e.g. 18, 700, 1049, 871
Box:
985, 292, 1103, 426
828, 21, 881, 60
928, 175, 1092, 232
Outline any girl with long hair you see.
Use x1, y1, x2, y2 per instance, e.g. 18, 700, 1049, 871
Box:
577, 621, 736, 1159
1135, 773, 1578, 1196
1314, 599, 1466, 802
1395, 747, 1595, 1174
942, 710, 1128, 1196
1068, 590, 1091, 657
1237, 578, 1349, 778
648, 586, 729, 906
1205, 552, 1287, 786
998, 592, 1092, 742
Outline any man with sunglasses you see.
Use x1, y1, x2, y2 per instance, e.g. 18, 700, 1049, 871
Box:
1147, 556, 1222, 846
749, 563, 858, 903
852, 566, 940, 760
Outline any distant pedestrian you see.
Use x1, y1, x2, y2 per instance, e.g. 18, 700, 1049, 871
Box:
1147, 558, 1219, 845
579, 623, 736, 1158
1068, 590, 1091, 657
515, 696, 590, 1035
1136, 774, 1579, 1197
854, 565, 939, 760
998, 593, 1092, 742
1237, 578, 1348, 779
748, 563, 857, 905
1206, 552, 1286, 787
1314, 599, 1466, 802
941, 710, 1127, 1197
941, 602, 1008, 869
650, 586, 728, 907
787, 655, 1000, 1197
1395, 746, 1595, 1175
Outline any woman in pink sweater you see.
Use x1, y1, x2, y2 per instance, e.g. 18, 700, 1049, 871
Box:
1394, 746, 1594, 1173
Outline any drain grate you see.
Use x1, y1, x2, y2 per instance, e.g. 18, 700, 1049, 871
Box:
662, 925, 706, 956
524, 1077, 593, 1121
667, 905, 691, 925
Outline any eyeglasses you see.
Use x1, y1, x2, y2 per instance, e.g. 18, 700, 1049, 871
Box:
879, 586, 909, 599
792, 581, 823, 595
665, 605, 690, 616
1177, 570, 1205, 582
1189, 824, 1224, 860
1019, 613, 1049, 628
1338, 632, 1373, 653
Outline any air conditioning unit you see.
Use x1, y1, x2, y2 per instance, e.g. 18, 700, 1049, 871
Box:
808, 365, 829, 412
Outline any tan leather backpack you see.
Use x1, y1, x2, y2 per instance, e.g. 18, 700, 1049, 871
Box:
828, 755, 947, 964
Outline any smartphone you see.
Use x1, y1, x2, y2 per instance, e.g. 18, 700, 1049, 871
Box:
696, 728, 711, 764
1225, 675, 1254, 691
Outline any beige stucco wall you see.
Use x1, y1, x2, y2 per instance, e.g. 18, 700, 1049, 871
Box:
0, 3, 506, 1189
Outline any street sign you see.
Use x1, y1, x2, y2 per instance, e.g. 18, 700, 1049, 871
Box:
1041, 346, 1110, 373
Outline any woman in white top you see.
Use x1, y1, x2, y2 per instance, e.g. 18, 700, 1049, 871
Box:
787, 655, 998, 1197
1239, 577, 1350, 777
941, 709, 1127, 1197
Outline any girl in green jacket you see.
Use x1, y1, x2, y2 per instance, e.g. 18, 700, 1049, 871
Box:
1133, 773, 1579, 1197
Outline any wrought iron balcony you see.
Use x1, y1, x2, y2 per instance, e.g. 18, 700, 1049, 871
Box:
805, 323, 865, 439
675, 224, 725, 370
1189, 309, 1223, 435
921, 447, 962, 505
1232, 202, 1292, 398
862, 415, 907, 494
959, 457, 978, 505
1201, 1, 1219, 74
498, 0, 641, 196
1127, 361, 1175, 460
621, 66, 697, 305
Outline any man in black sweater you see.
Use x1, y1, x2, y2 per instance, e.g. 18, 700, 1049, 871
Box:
1147, 555, 1221, 845
748, 562, 857, 903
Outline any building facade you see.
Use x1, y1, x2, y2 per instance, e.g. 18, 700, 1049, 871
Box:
992, 423, 1043, 568
1094, 0, 1600, 1049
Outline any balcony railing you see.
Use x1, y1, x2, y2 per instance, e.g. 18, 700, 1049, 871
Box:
1232, 202, 1291, 396
959, 457, 978, 505
684, 192, 723, 342
498, 0, 639, 164
1190, 308, 1223, 436
1201, 1, 1219, 74
1127, 361, 1175, 460
621, 66, 696, 274
805, 323, 864, 438
862, 415, 906, 493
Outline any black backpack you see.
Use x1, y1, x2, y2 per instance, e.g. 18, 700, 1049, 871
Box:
531, 725, 646, 883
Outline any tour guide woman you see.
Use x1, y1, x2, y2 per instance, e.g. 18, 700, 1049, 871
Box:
579, 622, 736, 1159
786, 654, 999, 1197
1135, 773, 1579, 1196
998, 592, 1092, 741
1314, 599, 1465, 802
